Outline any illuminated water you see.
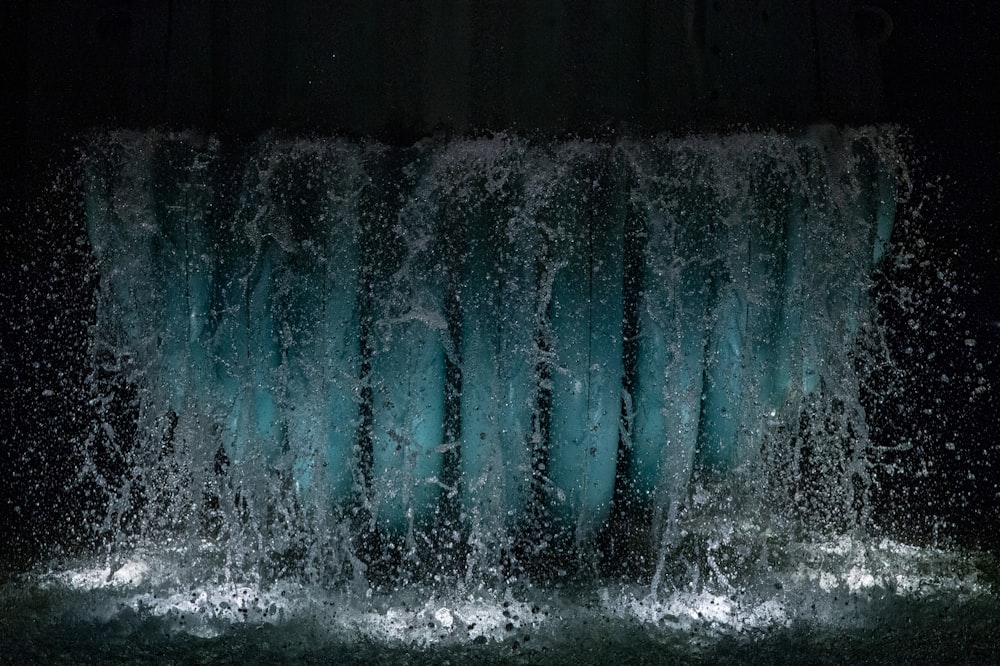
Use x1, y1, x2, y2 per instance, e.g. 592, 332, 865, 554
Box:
3, 127, 998, 663
4, 536, 997, 663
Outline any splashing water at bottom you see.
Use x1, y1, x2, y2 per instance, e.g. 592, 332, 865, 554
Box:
4, 127, 998, 663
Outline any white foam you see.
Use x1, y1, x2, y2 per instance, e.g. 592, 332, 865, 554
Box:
32, 535, 991, 646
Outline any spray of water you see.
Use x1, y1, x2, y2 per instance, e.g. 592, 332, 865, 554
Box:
9, 126, 995, 661
76, 127, 902, 586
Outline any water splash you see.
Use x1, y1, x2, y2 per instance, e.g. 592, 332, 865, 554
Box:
79, 128, 908, 592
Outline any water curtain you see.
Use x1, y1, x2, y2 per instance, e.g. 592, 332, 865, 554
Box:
84, 128, 899, 581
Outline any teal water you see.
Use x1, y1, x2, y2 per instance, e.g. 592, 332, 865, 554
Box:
82, 128, 899, 548
11, 127, 991, 664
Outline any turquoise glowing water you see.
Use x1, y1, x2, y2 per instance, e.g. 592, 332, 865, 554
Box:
9, 127, 994, 663
82, 128, 896, 546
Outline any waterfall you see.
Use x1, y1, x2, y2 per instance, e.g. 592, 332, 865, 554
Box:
83, 127, 900, 585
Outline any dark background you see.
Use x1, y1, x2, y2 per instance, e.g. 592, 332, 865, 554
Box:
1, 1, 998, 569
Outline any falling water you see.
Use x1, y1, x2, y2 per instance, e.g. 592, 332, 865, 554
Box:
80, 127, 892, 573
6, 127, 997, 662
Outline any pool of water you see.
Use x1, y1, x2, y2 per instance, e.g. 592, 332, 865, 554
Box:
3, 537, 996, 664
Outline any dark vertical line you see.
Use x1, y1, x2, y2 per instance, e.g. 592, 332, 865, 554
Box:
587, 175, 595, 432
355, 159, 383, 506
600, 160, 644, 576
350, 155, 381, 582
693, 210, 718, 476
528, 249, 553, 550
182, 180, 193, 444
355, 264, 374, 494
438, 206, 464, 555
496, 229, 504, 361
